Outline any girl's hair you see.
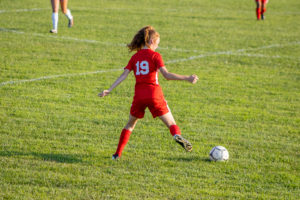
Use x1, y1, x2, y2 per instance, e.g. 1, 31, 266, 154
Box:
127, 26, 160, 52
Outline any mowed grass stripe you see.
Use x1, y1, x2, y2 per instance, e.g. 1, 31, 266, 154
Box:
1, 28, 299, 86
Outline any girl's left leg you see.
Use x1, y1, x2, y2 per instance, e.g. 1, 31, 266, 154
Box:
60, 0, 73, 27
113, 114, 139, 159
50, 0, 59, 33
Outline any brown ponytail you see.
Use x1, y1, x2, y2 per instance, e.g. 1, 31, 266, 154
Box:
127, 26, 160, 52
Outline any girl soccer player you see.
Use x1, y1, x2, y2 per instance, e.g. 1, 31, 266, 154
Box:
50, 0, 73, 33
255, 0, 269, 20
99, 26, 199, 160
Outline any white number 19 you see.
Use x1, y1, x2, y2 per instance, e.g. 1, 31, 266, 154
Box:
136, 61, 149, 75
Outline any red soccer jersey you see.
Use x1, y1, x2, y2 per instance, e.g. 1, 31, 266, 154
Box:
125, 49, 165, 100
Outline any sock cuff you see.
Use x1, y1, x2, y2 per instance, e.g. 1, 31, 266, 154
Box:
120, 128, 132, 139
115, 129, 132, 157
170, 125, 181, 136
122, 128, 132, 134
256, 8, 261, 20
52, 12, 58, 30
65, 9, 73, 19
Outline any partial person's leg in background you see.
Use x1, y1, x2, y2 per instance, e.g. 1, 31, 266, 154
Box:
261, 0, 267, 20
50, 0, 59, 33
60, 0, 73, 27
256, 0, 261, 20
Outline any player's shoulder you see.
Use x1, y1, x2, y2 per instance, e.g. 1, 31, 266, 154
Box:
129, 51, 140, 61
132, 49, 162, 60
151, 51, 162, 58
131, 50, 139, 57
149, 49, 160, 55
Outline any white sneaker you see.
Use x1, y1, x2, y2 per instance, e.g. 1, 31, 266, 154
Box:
50, 29, 57, 34
68, 18, 73, 28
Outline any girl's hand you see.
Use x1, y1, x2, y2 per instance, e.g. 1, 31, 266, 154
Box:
188, 75, 199, 84
98, 90, 110, 97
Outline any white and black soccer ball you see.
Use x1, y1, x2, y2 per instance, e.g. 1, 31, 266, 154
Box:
209, 146, 229, 161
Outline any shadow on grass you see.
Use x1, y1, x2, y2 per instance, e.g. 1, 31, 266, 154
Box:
0, 150, 83, 163
164, 156, 211, 162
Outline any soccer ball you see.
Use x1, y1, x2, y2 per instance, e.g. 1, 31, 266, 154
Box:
209, 146, 229, 161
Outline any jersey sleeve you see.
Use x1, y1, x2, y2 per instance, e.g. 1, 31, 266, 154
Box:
124, 56, 134, 71
154, 52, 165, 69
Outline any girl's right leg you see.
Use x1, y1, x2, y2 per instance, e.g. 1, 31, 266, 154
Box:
261, 0, 267, 20
50, 0, 59, 33
159, 112, 192, 152
113, 114, 139, 159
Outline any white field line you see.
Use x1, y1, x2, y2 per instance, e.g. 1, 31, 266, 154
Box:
0, 28, 202, 53
0, 8, 48, 14
3, 7, 299, 15
229, 53, 300, 60
2, 28, 300, 54
165, 41, 300, 64
0, 69, 122, 86
0, 28, 126, 47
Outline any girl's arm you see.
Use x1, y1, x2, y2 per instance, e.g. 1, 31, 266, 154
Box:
98, 69, 131, 97
159, 67, 198, 84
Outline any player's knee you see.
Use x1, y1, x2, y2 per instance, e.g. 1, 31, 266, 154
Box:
125, 125, 134, 132
125, 121, 137, 131
256, 2, 261, 8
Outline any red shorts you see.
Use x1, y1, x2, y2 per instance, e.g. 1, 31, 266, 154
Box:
255, 0, 268, 3
130, 98, 170, 118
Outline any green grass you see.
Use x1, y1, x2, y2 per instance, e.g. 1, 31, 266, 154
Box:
1, 0, 300, 199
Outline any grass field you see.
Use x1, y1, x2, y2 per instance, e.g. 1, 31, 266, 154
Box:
1, 0, 300, 199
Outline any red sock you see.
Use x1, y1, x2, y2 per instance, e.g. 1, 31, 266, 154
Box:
256, 8, 261, 20
169, 125, 181, 136
115, 129, 132, 157
262, 7, 266, 14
